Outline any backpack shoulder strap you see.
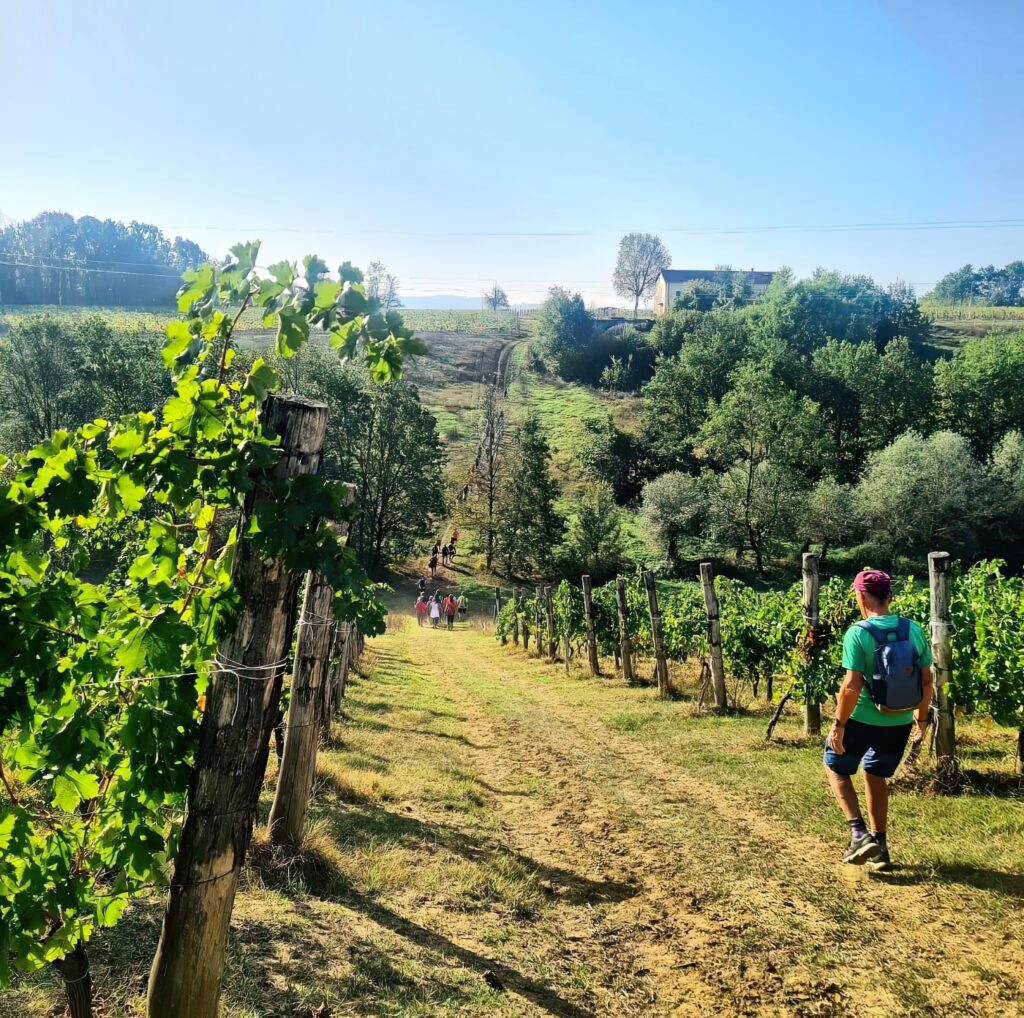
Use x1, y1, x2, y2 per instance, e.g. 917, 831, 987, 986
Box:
896, 617, 911, 640
855, 619, 886, 644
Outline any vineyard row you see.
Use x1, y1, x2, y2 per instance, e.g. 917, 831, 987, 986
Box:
493, 553, 1024, 778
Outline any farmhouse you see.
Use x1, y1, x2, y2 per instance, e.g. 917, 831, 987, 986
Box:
654, 268, 775, 315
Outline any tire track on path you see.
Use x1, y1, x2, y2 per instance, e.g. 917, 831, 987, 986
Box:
395, 620, 1024, 1017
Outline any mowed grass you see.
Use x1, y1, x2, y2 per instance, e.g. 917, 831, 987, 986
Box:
508, 344, 641, 478
486, 636, 1024, 906
1, 626, 598, 1018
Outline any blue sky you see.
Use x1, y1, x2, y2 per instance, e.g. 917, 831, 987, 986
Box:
1, 0, 1022, 305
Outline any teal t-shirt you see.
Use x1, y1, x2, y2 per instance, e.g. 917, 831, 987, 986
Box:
842, 615, 932, 727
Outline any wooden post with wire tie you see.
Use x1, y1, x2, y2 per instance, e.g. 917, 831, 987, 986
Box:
148, 394, 329, 1018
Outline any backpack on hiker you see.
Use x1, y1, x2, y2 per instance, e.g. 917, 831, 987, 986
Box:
854, 618, 923, 713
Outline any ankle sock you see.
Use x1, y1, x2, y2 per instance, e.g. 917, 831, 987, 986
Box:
848, 817, 868, 840
872, 830, 887, 850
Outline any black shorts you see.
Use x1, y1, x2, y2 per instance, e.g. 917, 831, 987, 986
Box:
823, 718, 912, 778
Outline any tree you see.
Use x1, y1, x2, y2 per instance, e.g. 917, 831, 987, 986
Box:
0, 212, 207, 306
811, 337, 933, 479
457, 379, 507, 570
930, 261, 1024, 306
796, 476, 857, 564
699, 366, 825, 574
0, 316, 89, 451
364, 260, 403, 311
639, 311, 752, 470
574, 415, 647, 503
561, 481, 625, 578
639, 471, 706, 569
612, 232, 670, 317
648, 308, 701, 357
708, 461, 806, 575
935, 330, 1024, 458
493, 415, 563, 577
483, 283, 510, 310
534, 286, 593, 379
294, 350, 445, 569
855, 430, 991, 557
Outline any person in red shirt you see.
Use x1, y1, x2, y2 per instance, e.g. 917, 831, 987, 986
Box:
442, 592, 458, 630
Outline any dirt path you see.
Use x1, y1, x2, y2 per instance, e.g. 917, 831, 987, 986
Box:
389, 615, 1024, 1017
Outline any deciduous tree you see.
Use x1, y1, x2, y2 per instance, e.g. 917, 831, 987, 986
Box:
612, 232, 670, 317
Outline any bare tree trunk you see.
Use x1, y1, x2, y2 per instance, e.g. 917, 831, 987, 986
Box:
147, 395, 328, 1018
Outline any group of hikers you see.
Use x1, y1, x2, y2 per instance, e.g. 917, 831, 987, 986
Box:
427, 531, 460, 579
415, 575, 468, 630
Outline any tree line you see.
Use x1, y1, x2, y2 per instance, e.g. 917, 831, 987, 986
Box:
0, 212, 207, 306
0, 316, 447, 575
509, 262, 1024, 581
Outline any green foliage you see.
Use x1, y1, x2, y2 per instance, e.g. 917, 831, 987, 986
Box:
500, 564, 1024, 731
534, 287, 594, 379
930, 261, 1024, 307
0, 242, 413, 983
493, 416, 563, 578
560, 482, 625, 579
934, 330, 1024, 458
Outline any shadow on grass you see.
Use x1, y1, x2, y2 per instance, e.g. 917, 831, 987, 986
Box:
876, 863, 1024, 900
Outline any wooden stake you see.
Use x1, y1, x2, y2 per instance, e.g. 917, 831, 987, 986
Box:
511, 587, 519, 646
147, 395, 328, 1018
699, 563, 727, 711
581, 575, 601, 676
269, 568, 334, 847
928, 551, 959, 785
802, 553, 822, 736
615, 577, 635, 684
535, 585, 544, 655
643, 570, 671, 696
545, 585, 556, 661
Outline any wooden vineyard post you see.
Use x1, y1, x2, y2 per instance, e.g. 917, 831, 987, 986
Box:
581, 575, 601, 676
511, 587, 520, 646
535, 585, 544, 655
929, 551, 959, 785
495, 587, 505, 644
802, 553, 822, 737
148, 395, 328, 1018
615, 577, 635, 685
643, 569, 671, 697
699, 563, 727, 712
545, 585, 556, 661
269, 568, 335, 847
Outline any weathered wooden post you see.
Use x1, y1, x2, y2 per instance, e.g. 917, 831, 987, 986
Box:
929, 551, 959, 785
495, 581, 507, 639
581, 575, 601, 676
545, 585, 556, 661
643, 569, 671, 696
511, 586, 520, 646
148, 395, 328, 1018
269, 568, 335, 847
802, 553, 822, 736
535, 585, 544, 655
615, 577, 635, 684
699, 563, 727, 711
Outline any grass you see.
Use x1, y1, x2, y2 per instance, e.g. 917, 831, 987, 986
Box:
6, 612, 1022, 1016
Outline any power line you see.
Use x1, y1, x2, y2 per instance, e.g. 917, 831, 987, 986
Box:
160, 216, 1024, 239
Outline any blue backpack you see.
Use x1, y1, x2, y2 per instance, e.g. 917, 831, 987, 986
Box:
855, 618, 923, 713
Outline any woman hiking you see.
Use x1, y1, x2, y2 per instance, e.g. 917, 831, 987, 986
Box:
429, 594, 442, 629
414, 593, 428, 626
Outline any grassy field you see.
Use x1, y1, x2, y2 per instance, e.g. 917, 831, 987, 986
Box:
6, 605, 1021, 1017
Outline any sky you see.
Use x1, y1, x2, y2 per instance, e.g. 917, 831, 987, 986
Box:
1, 0, 1022, 306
